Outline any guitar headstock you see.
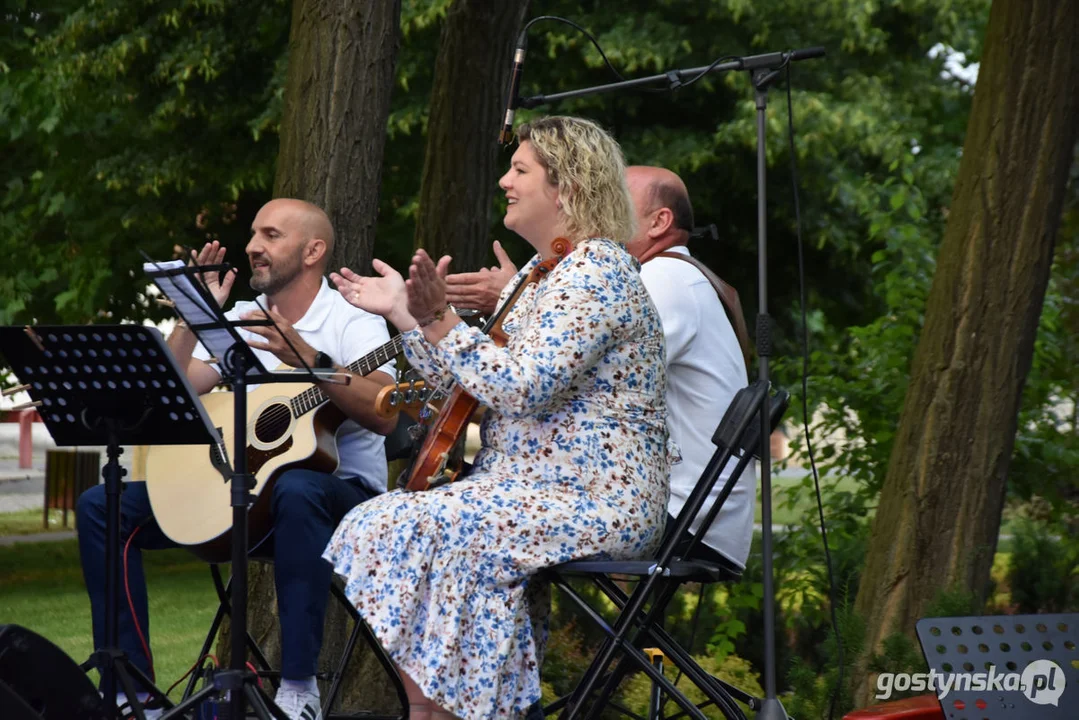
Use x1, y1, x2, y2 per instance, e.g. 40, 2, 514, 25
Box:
374, 379, 439, 422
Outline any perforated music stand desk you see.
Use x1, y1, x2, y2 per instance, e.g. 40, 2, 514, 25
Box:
0, 324, 219, 719
0, 325, 217, 446
916, 614, 1079, 720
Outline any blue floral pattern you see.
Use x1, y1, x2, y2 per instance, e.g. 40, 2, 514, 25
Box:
324, 238, 670, 720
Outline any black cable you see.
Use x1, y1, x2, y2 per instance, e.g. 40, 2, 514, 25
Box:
674, 55, 739, 91
520, 15, 735, 95
521, 15, 628, 82
785, 62, 844, 719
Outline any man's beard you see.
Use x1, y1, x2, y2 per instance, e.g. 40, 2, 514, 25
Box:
250, 255, 302, 295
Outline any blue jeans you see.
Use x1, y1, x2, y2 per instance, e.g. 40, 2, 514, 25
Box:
76, 469, 376, 687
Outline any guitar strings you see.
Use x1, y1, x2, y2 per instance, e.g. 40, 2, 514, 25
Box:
233, 335, 406, 434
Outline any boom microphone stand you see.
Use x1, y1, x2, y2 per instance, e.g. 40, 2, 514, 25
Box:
515, 44, 825, 720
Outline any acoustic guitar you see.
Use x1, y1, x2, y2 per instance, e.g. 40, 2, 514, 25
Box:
145, 335, 403, 563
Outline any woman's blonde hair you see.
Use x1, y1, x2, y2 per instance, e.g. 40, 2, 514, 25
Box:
516, 116, 635, 245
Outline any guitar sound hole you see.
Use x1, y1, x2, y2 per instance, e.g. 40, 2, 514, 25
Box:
255, 403, 293, 444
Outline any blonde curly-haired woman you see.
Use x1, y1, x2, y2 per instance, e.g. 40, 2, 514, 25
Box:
326, 116, 671, 720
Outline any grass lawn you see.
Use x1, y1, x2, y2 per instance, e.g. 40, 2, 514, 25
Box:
0, 538, 220, 701
0, 508, 81, 536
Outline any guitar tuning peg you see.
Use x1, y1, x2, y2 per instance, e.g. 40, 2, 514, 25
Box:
389, 390, 403, 406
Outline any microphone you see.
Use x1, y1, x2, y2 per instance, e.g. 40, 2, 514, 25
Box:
498, 30, 528, 144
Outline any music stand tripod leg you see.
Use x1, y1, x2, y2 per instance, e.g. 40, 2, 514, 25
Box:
0, 324, 220, 718
92, 424, 171, 719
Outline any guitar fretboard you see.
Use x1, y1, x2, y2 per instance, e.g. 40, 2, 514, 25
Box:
290, 334, 404, 416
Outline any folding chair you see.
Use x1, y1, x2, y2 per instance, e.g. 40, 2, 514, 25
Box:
178, 414, 416, 719
541, 380, 790, 720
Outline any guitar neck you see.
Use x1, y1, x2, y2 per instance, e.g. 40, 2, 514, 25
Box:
290, 334, 404, 417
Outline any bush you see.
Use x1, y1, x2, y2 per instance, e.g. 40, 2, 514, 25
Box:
619, 653, 763, 720
1007, 517, 1079, 613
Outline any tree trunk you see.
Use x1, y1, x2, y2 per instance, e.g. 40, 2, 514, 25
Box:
412, 0, 531, 270
219, 0, 402, 714
274, 0, 402, 275
852, 0, 1079, 702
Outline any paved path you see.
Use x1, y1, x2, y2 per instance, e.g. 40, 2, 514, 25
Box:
0, 530, 76, 547
0, 424, 138, 545
0, 423, 136, 498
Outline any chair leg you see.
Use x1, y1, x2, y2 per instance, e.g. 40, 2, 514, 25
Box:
192, 567, 409, 719
591, 576, 755, 712
553, 573, 748, 720
553, 577, 713, 720
322, 586, 365, 717
324, 581, 409, 720
598, 577, 757, 713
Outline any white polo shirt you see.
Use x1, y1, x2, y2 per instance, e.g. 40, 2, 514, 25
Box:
641, 247, 755, 568
194, 277, 395, 490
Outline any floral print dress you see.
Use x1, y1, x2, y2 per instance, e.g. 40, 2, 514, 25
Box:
323, 238, 671, 720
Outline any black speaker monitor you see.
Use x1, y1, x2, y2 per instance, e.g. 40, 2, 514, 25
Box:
0, 624, 109, 720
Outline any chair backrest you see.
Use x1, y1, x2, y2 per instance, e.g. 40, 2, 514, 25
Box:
664, 380, 790, 568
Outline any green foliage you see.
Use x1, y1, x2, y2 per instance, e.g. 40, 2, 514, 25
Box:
706, 579, 762, 661
922, 584, 982, 618
786, 605, 865, 719
776, 154, 937, 498
1006, 517, 1079, 613
773, 486, 872, 629
619, 653, 763, 720
540, 619, 597, 703
1, 0, 289, 325
3, 0, 991, 332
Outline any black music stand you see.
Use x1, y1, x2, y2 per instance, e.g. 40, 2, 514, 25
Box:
143, 261, 343, 720
916, 614, 1078, 719
0, 325, 220, 720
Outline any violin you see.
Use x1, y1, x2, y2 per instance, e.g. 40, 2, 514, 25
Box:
404, 238, 571, 491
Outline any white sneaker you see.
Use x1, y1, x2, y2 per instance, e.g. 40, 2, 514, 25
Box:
274, 687, 323, 720
114, 693, 163, 720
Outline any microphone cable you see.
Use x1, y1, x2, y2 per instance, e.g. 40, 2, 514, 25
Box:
782, 59, 844, 720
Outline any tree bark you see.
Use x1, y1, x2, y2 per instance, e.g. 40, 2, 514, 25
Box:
853, 0, 1079, 702
219, 0, 402, 714
412, 0, 531, 269
274, 0, 402, 275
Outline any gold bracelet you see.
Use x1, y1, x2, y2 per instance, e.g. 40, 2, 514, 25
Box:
417, 305, 451, 328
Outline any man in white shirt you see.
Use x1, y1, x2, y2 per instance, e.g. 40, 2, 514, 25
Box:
445, 167, 754, 568
77, 199, 396, 720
